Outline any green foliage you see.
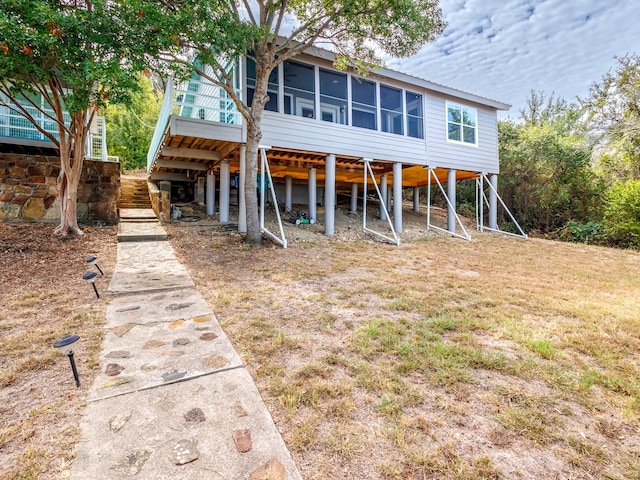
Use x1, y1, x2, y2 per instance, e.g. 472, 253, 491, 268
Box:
498, 117, 603, 233
0, 0, 150, 115
601, 180, 640, 249
104, 76, 161, 171
0, 0, 163, 233
582, 54, 640, 181
557, 221, 604, 244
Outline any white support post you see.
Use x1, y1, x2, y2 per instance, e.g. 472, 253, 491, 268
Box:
206, 171, 216, 216
489, 174, 498, 231
380, 174, 388, 220
350, 183, 358, 213
238, 145, 247, 234
478, 172, 528, 239
393, 162, 403, 234
447, 169, 457, 233
308, 168, 317, 221
413, 186, 420, 212
219, 160, 230, 223
325, 154, 336, 236
285, 175, 293, 213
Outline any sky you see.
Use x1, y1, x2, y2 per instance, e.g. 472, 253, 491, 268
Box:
387, 0, 640, 119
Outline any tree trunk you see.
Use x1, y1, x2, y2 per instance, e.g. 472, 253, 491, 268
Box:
54, 111, 87, 236
244, 121, 262, 244
243, 59, 271, 245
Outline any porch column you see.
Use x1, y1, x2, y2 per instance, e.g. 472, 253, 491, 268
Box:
413, 186, 420, 212
387, 186, 392, 212
393, 162, 403, 234
285, 175, 293, 213
350, 183, 358, 213
447, 169, 457, 233
219, 160, 230, 223
379, 174, 388, 220
308, 168, 317, 221
325, 154, 336, 236
489, 174, 498, 231
206, 172, 215, 216
238, 145, 247, 234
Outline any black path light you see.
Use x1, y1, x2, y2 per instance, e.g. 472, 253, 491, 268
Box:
82, 271, 100, 299
54, 334, 81, 387
86, 255, 104, 276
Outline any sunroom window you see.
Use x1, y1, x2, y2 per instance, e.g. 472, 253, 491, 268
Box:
447, 103, 477, 145
284, 60, 315, 118
380, 84, 403, 135
406, 91, 424, 139
246, 58, 278, 112
351, 77, 377, 130
319, 69, 348, 124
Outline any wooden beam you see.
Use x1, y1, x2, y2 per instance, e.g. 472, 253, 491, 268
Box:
150, 172, 194, 182
154, 159, 208, 171
217, 143, 238, 160
160, 146, 220, 161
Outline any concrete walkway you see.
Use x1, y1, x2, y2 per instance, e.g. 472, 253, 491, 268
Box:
71, 211, 301, 480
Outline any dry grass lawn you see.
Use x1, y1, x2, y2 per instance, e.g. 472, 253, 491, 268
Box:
1, 212, 639, 479
166, 218, 640, 479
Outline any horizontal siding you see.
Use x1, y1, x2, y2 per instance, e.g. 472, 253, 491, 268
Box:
425, 93, 499, 174
260, 112, 428, 165
170, 117, 243, 143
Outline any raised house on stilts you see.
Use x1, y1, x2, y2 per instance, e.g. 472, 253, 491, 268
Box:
147, 45, 524, 246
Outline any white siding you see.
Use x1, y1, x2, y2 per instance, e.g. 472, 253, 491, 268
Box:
260, 112, 428, 165
169, 117, 243, 143
424, 93, 499, 174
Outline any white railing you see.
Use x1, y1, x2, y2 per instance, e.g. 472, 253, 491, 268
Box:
147, 76, 242, 171
0, 95, 118, 162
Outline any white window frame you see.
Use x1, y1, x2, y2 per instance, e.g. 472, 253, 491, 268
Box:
446, 101, 478, 147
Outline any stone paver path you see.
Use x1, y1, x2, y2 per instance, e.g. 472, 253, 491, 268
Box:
71, 212, 301, 480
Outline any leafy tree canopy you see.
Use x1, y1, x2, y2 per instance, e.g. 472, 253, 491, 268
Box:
104, 75, 161, 172
582, 54, 640, 181
140, 0, 445, 244
0, 0, 161, 234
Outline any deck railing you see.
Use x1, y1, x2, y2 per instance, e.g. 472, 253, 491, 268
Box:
0, 95, 118, 162
147, 77, 242, 171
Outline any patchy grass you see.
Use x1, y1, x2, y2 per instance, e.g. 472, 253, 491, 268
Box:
167, 223, 640, 480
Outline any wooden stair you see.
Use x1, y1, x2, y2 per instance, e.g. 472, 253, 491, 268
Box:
118, 177, 152, 210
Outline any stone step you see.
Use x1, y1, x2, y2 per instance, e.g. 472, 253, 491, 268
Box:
117, 222, 168, 242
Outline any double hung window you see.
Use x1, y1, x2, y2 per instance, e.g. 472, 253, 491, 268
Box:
447, 103, 477, 145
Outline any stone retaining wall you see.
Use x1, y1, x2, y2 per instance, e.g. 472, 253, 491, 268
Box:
0, 153, 120, 223
148, 181, 171, 222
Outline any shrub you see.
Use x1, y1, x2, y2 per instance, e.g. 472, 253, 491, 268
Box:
557, 221, 604, 244
602, 180, 640, 249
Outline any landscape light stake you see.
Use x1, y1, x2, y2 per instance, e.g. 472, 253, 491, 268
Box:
82, 271, 100, 298
86, 255, 104, 275
54, 334, 81, 388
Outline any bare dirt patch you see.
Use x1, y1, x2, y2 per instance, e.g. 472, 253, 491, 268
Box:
0, 222, 116, 480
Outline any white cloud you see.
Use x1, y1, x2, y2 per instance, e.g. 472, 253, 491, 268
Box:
388, 0, 640, 118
